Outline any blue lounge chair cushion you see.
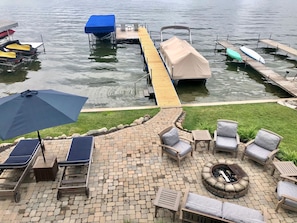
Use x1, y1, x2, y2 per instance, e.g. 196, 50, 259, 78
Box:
222, 202, 264, 223
10, 139, 40, 156
185, 193, 223, 218
58, 136, 94, 166
1, 155, 32, 168
162, 127, 180, 147
254, 130, 280, 151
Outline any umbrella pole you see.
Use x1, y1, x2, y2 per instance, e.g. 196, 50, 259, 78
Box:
37, 131, 46, 162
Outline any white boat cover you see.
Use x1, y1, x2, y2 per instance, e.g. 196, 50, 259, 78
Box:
159, 36, 211, 81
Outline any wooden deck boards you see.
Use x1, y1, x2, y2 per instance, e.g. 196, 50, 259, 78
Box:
260, 39, 297, 57
138, 27, 181, 107
216, 40, 297, 97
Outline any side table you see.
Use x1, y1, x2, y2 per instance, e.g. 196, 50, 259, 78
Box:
153, 187, 181, 222
271, 161, 297, 176
192, 130, 212, 151
33, 155, 58, 182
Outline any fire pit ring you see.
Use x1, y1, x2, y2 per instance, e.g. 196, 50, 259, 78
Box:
201, 160, 249, 199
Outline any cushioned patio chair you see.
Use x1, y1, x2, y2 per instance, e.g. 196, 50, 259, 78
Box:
213, 119, 240, 157
0, 139, 40, 202
275, 175, 297, 212
158, 126, 193, 167
241, 128, 282, 170
57, 136, 94, 199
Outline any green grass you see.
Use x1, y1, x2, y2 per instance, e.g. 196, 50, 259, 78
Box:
182, 103, 297, 164
2, 102, 297, 163
0, 108, 160, 143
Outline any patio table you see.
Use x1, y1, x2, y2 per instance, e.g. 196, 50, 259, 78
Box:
271, 161, 297, 176
153, 187, 181, 222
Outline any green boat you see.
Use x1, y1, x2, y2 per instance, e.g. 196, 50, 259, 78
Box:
226, 48, 242, 61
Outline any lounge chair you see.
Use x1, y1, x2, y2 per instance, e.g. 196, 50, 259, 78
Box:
180, 189, 268, 222
275, 175, 297, 212
241, 128, 282, 170
0, 139, 40, 202
57, 136, 95, 199
158, 126, 193, 167
213, 119, 240, 157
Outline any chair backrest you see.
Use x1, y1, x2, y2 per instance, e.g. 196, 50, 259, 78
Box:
217, 119, 238, 138
254, 128, 282, 151
159, 126, 180, 146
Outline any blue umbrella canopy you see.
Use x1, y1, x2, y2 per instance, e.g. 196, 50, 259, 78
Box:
0, 89, 88, 139
0, 89, 88, 161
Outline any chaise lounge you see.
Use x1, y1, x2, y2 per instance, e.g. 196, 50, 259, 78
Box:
180, 189, 267, 223
57, 136, 95, 199
0, 139, 40, 202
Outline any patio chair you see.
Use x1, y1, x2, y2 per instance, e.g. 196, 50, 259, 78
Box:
0, 139, 40, 202
57, 136, 95, 200
241, 128, 282, 170
213, 119, 240, 157
158, 126, 193, 167
275, 175, 297, 212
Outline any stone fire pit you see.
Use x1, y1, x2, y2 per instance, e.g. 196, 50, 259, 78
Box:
201, 160, 249, 199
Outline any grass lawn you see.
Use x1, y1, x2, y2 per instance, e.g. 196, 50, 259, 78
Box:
1, 102, 296, 163
182, 102, 297, 164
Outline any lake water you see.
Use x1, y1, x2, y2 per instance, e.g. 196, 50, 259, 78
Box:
0, 0, 296, 108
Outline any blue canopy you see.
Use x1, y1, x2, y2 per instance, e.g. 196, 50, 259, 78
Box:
84, 15, 115, 37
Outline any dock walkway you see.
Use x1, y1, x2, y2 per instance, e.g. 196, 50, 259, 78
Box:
259, 39, 297, 57
138, 27, 181, 107
217, 40, 297, 97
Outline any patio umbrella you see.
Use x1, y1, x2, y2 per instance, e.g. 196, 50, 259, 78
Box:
0, 89, 88, 162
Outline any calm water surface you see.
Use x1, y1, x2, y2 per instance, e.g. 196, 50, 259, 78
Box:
0, 0, 296, 108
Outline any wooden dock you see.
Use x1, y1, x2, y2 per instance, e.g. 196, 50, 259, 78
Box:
216, 40, 297, 97
138, 27, 181, 107
259, 39, 297, 57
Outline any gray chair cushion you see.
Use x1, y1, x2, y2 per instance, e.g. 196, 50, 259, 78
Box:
165, 141, 192, 157
245, 143, 271, 162
162, 127, 180, 147
222, 202, 264, 223
254, 130, 280, 151
216, 136, 238, 150
277, 181, 297, 209
185, 193, 223, 218
217, 121, 237, 138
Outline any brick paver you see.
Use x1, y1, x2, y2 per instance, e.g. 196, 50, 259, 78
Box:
0, 107, 296, 222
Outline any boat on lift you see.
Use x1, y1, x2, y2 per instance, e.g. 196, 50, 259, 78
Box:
0, 20, 44, 71
158, 26, 211, 85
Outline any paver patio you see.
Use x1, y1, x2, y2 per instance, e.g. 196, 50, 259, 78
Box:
0, 107, 296, 222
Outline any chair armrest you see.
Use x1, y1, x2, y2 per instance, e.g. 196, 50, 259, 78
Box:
213, 130, 217, 142
179, 136, 194, 144
236, 133, 240, 145
280, 175, 297, 183
242, 139, 255, 153
281, 194, 297, 203
180, 187, 190, 220
267, 149, 279, 160
244, 139, 255, 147
159, 144, 180, 154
